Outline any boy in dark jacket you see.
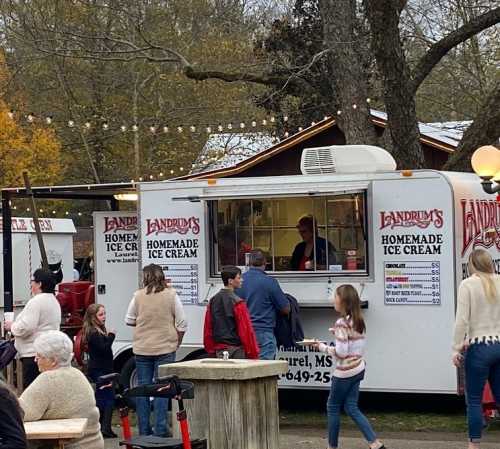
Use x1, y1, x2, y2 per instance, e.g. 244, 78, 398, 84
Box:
204, 266, 259, 359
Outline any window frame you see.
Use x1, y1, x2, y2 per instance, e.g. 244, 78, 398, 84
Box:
208, 189, 370, 279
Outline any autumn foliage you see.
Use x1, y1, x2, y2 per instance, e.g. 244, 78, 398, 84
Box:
0, 100, 62, 188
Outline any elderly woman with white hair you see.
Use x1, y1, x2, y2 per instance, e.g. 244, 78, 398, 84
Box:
19, 330, 104, 449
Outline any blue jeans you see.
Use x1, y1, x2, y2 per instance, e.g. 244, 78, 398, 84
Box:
327, 370, 377, 448
465, 342, 500, 443
255, 329, 277, 360
135, 352, 176, 437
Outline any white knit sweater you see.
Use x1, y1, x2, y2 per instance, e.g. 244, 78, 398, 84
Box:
452, 274, 500, 354
11, 293, 61, 357
19, 367, 104, 449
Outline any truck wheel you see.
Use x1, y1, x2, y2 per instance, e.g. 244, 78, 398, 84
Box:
119, 357, 138, 409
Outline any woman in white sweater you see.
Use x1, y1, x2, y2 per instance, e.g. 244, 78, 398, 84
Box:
453, 249, 500, 449
19, 331, 104, 449
5, 269, 61, 389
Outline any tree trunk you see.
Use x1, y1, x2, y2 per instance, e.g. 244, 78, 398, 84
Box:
319, 0, 378, 146
365, 0, 424, 169
443, 81, 500, 172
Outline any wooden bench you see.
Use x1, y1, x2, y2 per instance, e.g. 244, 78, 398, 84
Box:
24, 418, 88, 449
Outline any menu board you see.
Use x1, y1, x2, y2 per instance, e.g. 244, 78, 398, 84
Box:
384, 261, 440, 305
162, 263, 199, 304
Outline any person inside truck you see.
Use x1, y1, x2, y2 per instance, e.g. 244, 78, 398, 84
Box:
290, 215, 336, 270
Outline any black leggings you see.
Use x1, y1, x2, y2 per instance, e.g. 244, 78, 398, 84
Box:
21, 357, 40, 390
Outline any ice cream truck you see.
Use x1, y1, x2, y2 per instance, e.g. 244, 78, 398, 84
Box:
89, 145, 498, 394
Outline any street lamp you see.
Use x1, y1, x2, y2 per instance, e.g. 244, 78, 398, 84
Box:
471, 145, 500, 194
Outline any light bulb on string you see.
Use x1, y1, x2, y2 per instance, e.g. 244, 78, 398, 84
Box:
262, 119, 267, 126
52, 210, 56, 215
162, 126, 169, 133
26, 207, 30, 212
227, 123, 233, 130
366, 98, 371, 104
7, 110, 14, 119
132, 124, 139, 132
84, 121, 91, 129
78, 212, 82, 216
284, 131, 289, 138
270, 116, 275, 123
217, 125, 223, 132
65, 211, 69, 216
190, 125, 196, 132
149, 175, 154, 180
12, 206, 17, 210
139, 177, 143, 181
177, 126, 183, 133
180, 167, 184, 172
102, 122, 109, 130
149, 125, 157, 134
170, 169, 174, 175
120, 125, 127, 132
311, 121, 316, 126
27, 113, 35, 123
159, 172, 164, 177
337, 110, 342, 115
206, 126, 212, 133
251, 121, 257, 127
323, 116, 329, 120
68, 120, 75, 128
283, 116, 289, 122
239, 122, 245, 129
298, 126, 303, 132
39, 209, 43, 213
46, 116, 53, 125
352, 104, 357, 109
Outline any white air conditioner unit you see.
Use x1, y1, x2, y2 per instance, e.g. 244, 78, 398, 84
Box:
300, 145, 397, 175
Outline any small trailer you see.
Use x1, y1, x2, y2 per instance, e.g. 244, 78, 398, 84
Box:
3, 146, 495, 394
0, 217, 76, 313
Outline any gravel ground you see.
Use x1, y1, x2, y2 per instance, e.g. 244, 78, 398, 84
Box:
104, 426, 500, 448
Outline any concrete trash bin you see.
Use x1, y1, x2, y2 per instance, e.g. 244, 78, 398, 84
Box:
159, 358, 288, 449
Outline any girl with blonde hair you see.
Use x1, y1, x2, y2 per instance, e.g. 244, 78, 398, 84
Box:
453, 249, 500, 449
83, 303, 117, 438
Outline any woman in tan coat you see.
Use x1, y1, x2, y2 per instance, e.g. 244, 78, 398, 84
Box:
125, 264, 187, 437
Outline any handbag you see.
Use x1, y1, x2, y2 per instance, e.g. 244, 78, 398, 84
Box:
0, 338, 17, 370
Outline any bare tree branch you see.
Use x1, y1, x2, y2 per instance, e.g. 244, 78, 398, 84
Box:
411, 6, 500, 93
443, 80, 500, 171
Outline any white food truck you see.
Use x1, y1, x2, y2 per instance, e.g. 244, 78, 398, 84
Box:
90, 145, 497, 394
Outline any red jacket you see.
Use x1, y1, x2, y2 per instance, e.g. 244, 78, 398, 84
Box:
204, 300, 259, 359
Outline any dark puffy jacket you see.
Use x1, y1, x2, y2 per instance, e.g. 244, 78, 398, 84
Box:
275, 294, 304, 349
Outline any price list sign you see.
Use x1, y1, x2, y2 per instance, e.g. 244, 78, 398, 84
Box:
384, 261, 440, 305
162, 264, 199, 304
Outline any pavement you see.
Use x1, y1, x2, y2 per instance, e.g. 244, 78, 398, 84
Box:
104, 426, 500, 448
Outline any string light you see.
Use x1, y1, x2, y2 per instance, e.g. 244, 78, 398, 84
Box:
177, 126, 183, 133
159, 172, 164, 177
270, 117, 275, 123
120, 125, 127, 132
337, 110, 342, 115
284, 131, 289, 138
139, 177, 143, 181
239, 123, 245, 129
84, 121, 91, 129
366, 98, 371, 104
262, 119, 267, 126
8, 110, 14, 119
352, 104, 357, 110
162, 126, 169, 133
206, 126, 212, 133
298, 126, 303, 132
149, 175, 154, 180
132, 124, 139, 132
180, 167, 184, 172
102, 122, 109, 130
46, 116, 53, 125
217, 125, 223, 132
149, 125, 157, 134
227, 123, 233, 130
68, 120, 75, 128
190, 125, 196, 132
311, 121, 316, 126
27, 113, 35, 123
251, 121, 257, 127
283, 116, 289, 122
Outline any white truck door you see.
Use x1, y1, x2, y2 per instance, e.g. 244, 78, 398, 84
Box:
93, 212, 138, 342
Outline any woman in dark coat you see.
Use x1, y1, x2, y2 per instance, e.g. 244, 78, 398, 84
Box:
0, 380, 27, 449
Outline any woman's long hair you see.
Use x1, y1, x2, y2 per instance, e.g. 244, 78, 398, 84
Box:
143, 264, 167, 294
468, 249, 499, 303
82, 303, 107, 345
336, 284, 366, 334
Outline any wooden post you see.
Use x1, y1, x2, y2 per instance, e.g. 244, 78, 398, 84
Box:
22, 171, 48, 270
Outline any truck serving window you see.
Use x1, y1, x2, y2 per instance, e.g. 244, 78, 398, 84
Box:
209, 192, 368, 275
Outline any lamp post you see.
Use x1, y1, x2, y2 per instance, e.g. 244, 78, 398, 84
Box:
471, 145, 500, 194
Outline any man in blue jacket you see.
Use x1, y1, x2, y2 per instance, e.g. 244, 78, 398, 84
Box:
236, 250, 290, 360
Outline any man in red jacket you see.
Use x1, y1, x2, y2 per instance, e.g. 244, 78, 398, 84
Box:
204, 266, 259, 359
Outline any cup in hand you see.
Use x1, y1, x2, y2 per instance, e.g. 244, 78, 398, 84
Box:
4, 312, 14, 322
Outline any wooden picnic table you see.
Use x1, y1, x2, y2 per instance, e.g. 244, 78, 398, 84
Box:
24, 418, 88, 449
